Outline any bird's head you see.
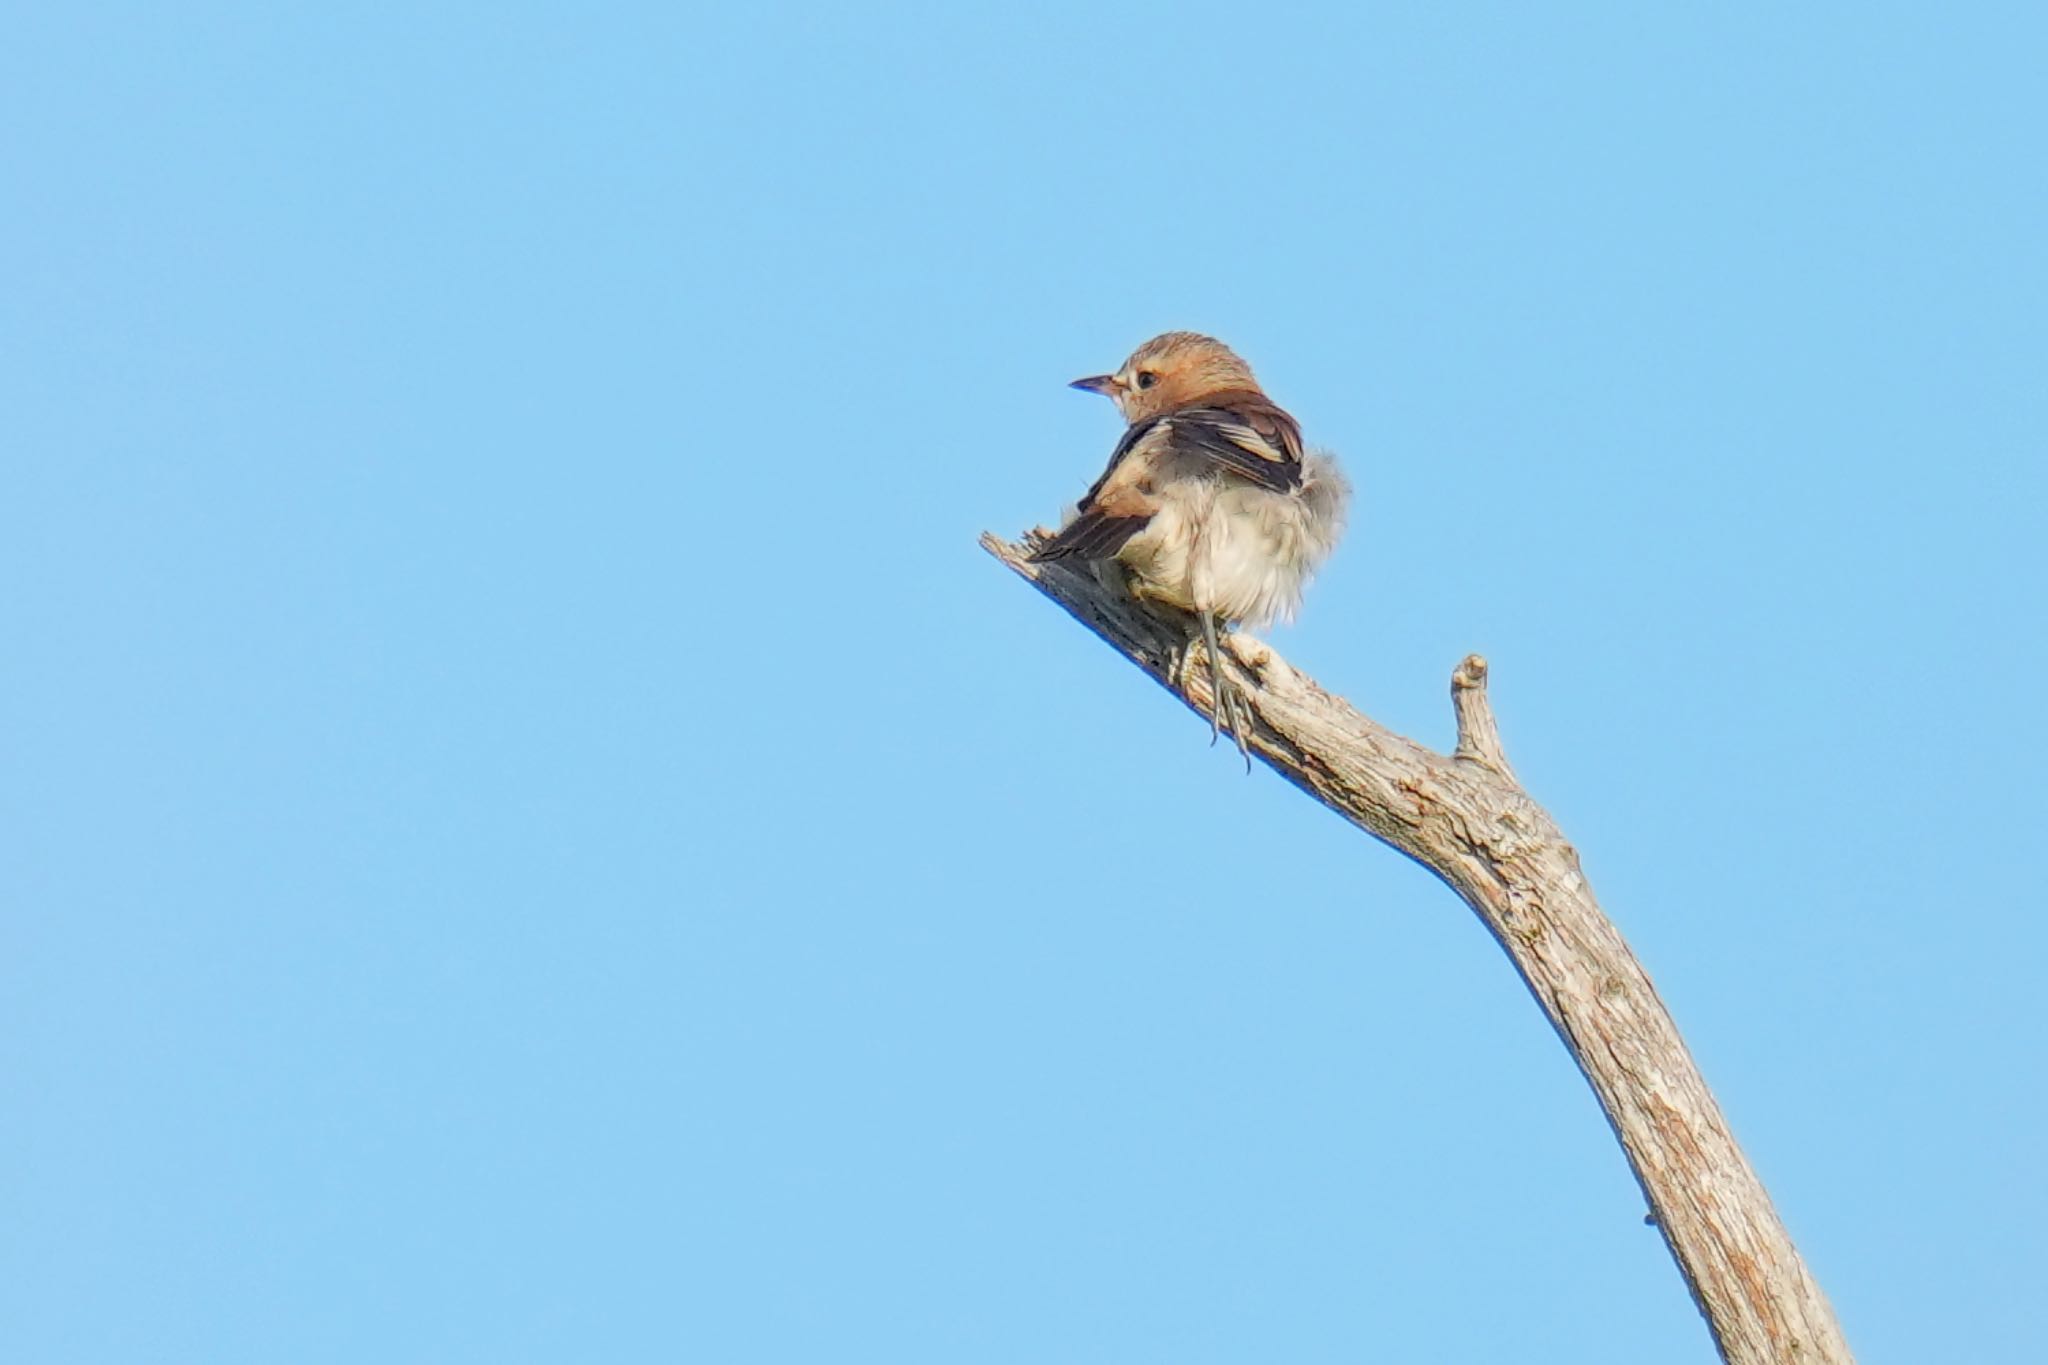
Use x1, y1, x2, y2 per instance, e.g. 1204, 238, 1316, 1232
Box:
1070, 331, 1260, 422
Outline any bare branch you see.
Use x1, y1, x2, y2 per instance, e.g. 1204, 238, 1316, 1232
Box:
983, 530, 1853, 1365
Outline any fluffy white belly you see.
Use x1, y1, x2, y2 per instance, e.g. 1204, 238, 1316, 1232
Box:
1114, 452, 1349, 629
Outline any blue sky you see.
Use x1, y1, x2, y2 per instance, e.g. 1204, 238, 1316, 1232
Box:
4, 4, 2043, 1361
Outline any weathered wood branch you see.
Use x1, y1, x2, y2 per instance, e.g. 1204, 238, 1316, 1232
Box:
983, 529, 1853, 1365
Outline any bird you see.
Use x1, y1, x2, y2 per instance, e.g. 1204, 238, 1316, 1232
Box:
1029, 331, 1349, 761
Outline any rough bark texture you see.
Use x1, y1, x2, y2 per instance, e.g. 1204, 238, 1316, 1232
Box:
983, 529, 1853, 1365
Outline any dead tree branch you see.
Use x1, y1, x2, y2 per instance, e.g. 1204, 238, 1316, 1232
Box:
982, 529, 1853, 1365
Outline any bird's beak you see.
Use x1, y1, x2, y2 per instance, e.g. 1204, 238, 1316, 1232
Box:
1069, 374, 1119, 396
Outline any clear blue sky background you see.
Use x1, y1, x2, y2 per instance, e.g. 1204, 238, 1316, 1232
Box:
4, 5, 2042, 1361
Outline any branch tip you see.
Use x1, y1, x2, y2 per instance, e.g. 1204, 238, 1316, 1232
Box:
1452, 653, 1490, 691
1450, 653, 1515, 779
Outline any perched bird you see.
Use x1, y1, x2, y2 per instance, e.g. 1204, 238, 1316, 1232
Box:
1030, 331, 1349, 758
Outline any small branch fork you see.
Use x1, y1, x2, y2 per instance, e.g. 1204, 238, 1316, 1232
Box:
983, 529, 1854, 1365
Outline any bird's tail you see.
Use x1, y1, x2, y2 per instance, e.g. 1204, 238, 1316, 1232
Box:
1295, 448, 1351, 573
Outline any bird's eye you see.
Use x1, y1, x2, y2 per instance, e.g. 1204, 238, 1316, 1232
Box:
1135, 370, 1159, 389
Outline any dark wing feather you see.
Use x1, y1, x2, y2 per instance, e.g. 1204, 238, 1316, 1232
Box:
1028, 416, 1167, 563
1028, 510, 1150, 562
1163, 401, 1303, 492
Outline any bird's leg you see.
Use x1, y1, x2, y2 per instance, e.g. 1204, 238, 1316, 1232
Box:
1198, 609, 1254, 770
1198, 608, 1227, 746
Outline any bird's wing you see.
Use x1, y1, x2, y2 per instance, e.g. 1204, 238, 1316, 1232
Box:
1163, 397, 1304, 492
1027, 418, 1173, 563
1028, 398, 1304, 563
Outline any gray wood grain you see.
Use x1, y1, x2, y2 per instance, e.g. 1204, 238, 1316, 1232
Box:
984, 529, 1853, 1365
